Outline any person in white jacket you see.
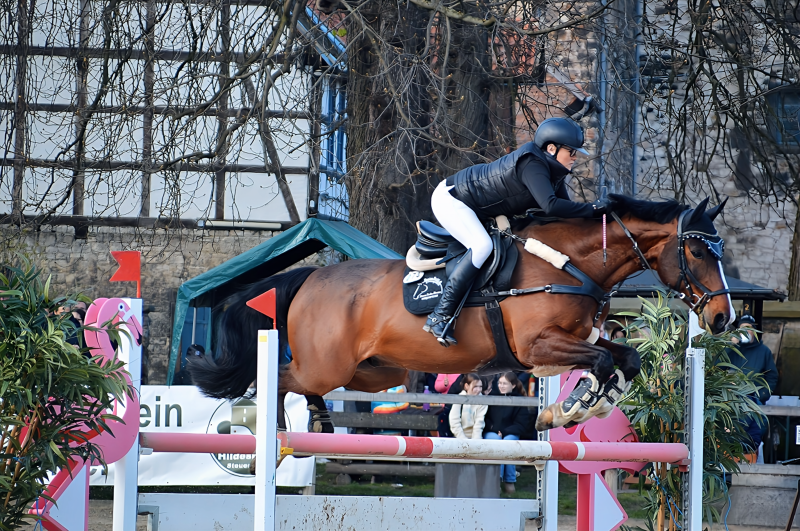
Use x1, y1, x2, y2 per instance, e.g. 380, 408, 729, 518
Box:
448, 374, 488, 439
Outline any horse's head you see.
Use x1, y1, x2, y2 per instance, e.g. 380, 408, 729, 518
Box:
656, 197, 735, 333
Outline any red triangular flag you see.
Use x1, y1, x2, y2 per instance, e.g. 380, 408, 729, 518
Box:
110, 251, 141, 297
247, 288, 277, 328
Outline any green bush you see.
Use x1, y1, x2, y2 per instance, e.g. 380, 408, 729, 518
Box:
0, 260, 133, 530
619, 292, 764, 528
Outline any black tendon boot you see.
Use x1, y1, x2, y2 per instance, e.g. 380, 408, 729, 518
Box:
424, 249, 481, 347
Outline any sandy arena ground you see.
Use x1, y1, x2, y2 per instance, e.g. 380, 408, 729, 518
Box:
24, 500, 789, 531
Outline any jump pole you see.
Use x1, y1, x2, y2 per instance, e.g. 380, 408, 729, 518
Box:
139, 432, 689, 464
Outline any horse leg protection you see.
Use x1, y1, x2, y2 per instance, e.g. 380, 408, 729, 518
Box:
579, 370, 631, 421
535, 373, 601, 431
593, 369, 631, 419
306, 395, 334, 433
277, 393, 288, 431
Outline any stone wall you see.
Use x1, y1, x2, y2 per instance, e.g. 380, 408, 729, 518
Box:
0, 224, 324, 384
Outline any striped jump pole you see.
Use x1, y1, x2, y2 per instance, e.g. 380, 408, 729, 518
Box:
139, 431, 688, 466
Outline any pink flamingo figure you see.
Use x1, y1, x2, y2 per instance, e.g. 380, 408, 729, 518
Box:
550, 371, 645, 531
29, 298, 142, 531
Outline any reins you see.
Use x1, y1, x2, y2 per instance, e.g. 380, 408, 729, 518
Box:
609, 211, 730, 314
491, 209, 730, 319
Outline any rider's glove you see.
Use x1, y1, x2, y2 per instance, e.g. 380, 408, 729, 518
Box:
591, 198, 612, 217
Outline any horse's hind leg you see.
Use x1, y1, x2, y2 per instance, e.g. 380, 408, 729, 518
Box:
304, 363, 409, 433
306, 395, 334, 433
277, 392, 287, 430
346, 362, 408, 393
277, 364, 335, 433
530, 326, 615, 431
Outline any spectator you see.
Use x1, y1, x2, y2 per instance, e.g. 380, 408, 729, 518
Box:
435, 373, 461, 394
448, 374, 487, 440
724, 315, 778, 454
437, 374, 465, 437
484, 372, 530, 494
610, 326, 626, 340
64, 302, 87, 348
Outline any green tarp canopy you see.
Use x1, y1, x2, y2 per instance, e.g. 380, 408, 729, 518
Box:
167, 218, 402, 383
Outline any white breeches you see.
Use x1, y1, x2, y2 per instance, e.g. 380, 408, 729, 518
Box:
431, 180, 493, 268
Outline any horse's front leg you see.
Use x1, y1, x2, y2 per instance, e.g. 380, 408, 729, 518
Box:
529, 326, 615, 431
585, 337, 641, 420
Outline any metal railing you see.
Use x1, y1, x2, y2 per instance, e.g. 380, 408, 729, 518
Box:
323, 390, 540, 408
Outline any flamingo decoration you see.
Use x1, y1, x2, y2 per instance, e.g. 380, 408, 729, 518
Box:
29, 298, 142, 531
550, 371, 645, 531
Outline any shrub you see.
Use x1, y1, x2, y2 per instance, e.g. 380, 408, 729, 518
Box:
0, 260, 132, 530
619, 292, 764, 529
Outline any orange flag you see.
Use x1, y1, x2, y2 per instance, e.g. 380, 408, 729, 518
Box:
246, 288, 277, 327
110, 251, 141, 297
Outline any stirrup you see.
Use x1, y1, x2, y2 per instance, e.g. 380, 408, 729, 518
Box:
424, 313, 457, 347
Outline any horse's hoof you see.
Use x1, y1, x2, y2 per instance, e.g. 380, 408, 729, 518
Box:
534, 409, 555, 431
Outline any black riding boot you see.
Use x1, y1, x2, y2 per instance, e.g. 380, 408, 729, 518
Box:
424, 249, 481, 347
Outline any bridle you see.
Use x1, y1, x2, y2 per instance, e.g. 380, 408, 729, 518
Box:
609, 210, 730, 314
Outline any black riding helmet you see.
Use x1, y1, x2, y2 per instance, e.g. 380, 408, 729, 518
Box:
533, 117, 589, 155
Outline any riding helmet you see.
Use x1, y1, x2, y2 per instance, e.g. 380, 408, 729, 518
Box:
533, 117, 589, 155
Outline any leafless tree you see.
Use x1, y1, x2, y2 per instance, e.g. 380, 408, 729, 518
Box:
3, 0, 799, 291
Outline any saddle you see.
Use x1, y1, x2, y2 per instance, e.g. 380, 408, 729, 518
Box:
402, 217, 518, 316
402, 217, 522, 375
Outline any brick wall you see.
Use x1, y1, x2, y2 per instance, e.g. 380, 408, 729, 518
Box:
1, 225, 327, 384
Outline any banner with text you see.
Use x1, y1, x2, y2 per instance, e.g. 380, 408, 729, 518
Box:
90, 385, 314, 487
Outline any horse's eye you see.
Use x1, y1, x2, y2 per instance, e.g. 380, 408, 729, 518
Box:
690, 249, 703, 259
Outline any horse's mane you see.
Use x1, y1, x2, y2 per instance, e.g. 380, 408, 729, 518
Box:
510, 194, 688, 231
608, 194, 689, 224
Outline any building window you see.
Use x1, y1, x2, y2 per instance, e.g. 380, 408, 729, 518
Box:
768, 88, 800, 147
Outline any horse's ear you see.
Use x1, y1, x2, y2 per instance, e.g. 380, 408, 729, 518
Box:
688, 197, 709, 224
706, 197, 728, 221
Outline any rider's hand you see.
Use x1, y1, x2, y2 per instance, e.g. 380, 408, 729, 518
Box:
591, 197, 612, 217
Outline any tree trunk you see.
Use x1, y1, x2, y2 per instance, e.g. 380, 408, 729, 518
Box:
345, 2, 496, 253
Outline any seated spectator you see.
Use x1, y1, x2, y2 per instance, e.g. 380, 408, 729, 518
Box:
437, 374, 465, 437
484, 372, 529, 494
435, 373, 461, 394
448, 374, 487, 440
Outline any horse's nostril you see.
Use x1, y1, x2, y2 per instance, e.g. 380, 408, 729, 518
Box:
713, 313, 728, 333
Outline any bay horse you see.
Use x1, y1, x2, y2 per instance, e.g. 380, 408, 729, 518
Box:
189, 195, 734, 431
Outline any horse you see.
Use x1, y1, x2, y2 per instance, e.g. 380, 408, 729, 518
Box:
189, 195, 735, 432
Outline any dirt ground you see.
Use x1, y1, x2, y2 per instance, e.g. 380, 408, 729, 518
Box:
40, 500, 792, 531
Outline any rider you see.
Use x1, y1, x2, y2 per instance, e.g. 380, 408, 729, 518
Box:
424, 117, 611, 346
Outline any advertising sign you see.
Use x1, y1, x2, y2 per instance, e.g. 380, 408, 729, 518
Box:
90, 385, 315, 487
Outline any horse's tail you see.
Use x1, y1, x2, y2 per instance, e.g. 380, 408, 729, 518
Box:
188, 266, 317, 399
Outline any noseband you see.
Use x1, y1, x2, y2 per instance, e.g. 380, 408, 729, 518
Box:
609, 211, 730, 314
